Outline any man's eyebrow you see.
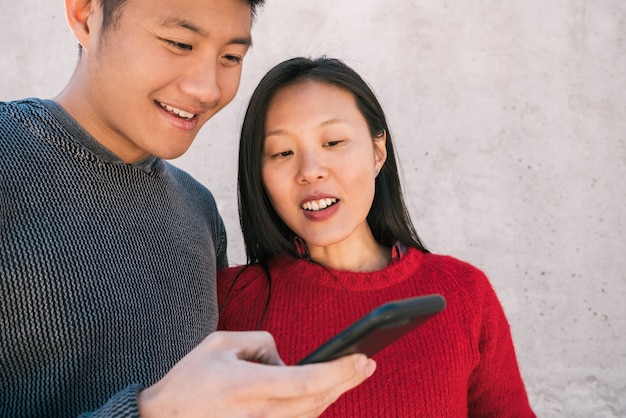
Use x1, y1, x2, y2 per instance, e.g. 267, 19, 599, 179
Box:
160, 16, 253, 46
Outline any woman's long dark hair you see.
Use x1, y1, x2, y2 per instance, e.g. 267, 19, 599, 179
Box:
238, 56, 428, 266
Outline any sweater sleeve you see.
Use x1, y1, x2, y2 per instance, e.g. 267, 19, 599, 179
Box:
467, 273, 535, 417
78, 384, 142, 418
212, 213, 228, 270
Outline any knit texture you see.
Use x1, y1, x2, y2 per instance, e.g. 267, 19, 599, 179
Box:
218, 248, 535, 417
0, 99, 226, 417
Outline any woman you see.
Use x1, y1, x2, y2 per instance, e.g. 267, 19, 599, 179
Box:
218, 57, 535, 417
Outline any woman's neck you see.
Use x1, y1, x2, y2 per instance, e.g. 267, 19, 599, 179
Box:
308, 237, 391, 272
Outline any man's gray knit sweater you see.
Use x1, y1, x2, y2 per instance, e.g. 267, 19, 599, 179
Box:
0, 99, 227, 417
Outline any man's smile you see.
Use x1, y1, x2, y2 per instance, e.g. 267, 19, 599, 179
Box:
158, 101, 196, 120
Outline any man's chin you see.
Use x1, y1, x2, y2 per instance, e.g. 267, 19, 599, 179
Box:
158, 146, 193, 161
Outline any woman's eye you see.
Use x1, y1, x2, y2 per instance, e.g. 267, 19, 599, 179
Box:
324, 140, 343, 147
272, 150, 293, 158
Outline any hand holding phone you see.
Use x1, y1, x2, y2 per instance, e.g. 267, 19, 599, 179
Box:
298, 294, 446, 365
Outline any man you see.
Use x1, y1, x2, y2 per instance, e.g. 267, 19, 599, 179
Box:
0, 0, 375, 416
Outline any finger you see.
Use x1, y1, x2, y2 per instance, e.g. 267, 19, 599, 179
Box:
239, 355, 376, 418
203, 330, 285, 365
316, 353, 377, 395
241, 353, 375, 399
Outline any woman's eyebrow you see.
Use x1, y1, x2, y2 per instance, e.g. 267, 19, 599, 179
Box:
266, 118, 348, 138
319, 118, 348, 128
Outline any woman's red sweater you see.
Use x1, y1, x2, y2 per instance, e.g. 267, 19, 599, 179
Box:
218, 248, 535, 417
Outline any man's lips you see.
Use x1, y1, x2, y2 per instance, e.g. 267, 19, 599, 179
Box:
157, 101, 196, 120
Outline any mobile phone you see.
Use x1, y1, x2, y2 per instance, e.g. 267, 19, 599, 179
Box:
297, 294, 446, 365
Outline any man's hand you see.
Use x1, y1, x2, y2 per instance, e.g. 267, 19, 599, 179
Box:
138, 331, 376, 417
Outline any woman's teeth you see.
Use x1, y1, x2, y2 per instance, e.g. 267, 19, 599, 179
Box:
160, 103, 195, 120
302, 198, 337, 211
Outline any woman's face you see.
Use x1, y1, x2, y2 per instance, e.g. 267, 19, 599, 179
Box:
261, 80, 386, 256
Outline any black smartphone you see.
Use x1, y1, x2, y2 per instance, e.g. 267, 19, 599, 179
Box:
297, 294, 446, 365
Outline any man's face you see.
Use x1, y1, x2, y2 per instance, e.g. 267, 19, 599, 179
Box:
67, 0, 253, 163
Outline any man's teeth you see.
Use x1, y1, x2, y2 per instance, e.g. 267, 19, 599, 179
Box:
302, 198, 337, 211
160, 103, 195, 120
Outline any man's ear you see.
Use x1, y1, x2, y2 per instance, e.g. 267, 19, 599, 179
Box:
374, 129, 387, 172
64, 0, 99, 50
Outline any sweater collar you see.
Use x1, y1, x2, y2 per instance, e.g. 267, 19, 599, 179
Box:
282, 241, 421, 291
293, 236, 408, 263
41, 99, 163, 175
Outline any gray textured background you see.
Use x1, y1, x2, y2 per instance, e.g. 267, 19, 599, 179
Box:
1, 1, 624, 416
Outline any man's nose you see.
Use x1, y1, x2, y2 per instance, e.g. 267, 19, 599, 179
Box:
179, 58, 221, 106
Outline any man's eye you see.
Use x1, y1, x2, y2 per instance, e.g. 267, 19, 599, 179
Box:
166, 40, 192, 51
224, 54, 242, 64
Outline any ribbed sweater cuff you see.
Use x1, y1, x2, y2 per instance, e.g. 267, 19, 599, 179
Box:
80, 384, 143, 418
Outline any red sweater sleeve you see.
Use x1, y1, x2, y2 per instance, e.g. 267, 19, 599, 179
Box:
466, 272, 535, 417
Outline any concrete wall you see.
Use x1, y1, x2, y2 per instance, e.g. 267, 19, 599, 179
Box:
1, 1, 624, 416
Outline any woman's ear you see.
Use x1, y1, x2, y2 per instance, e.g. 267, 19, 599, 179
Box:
64, 0, 99, 51
374, 129, 387, 175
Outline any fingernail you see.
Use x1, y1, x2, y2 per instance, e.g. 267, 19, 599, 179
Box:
354, 355, 376, 377
365, 359, 376, 377
354, 354, 368, 371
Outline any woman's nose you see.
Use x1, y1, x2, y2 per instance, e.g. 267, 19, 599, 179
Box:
296, 152, 328, 184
